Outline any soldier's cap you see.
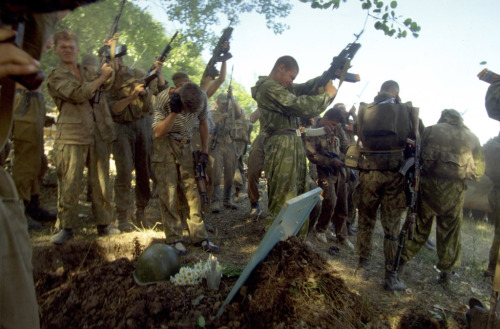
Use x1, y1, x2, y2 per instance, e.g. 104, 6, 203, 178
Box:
438, 109, 464, 126
172, 71, 190, 85
217, 93, 229, 104
82, 53, 98, 67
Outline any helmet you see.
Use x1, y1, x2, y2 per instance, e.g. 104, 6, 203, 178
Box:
133, 244, 181, 285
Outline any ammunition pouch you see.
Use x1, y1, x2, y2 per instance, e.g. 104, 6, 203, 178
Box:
358, 149, 405, 171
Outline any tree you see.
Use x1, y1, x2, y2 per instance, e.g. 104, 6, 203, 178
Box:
155, 0, 420, 54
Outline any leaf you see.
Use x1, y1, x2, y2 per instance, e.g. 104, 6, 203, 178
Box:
197, 315, 206, 328
390, 1, 397, 8
480, 61, 488, 65
404, 18, 412, 26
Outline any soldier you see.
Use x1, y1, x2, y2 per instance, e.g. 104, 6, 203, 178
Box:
209, 88, 242, 212
251, 55, 336, 231
47, 30, 120, 244
304, 107, 353, 249
247, 108, 266, 219
11, 16, 59, 230
401, 109, 484, 284
354, 80, 419, 291
152, 82, 219, 255
483, 132, 500, 277
232, 112, 252, 202
484, 132, 500, 278
333, 102, 357, 235
106, 55, 166, 232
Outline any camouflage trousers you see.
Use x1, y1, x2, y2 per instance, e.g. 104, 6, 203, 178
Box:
247, 134, 266, 205
11, 90, 45, 202
152, 137, 207, 244
314, 169, 348, 241
487, 186, 500, 273
0, 168, 40, 329
54, 137, 113, 229
210, 136, 237, 203
355, 170, 406, 271
112, 117, 152, 216
233, 140, 247, 194
402, 176, 466, 272
264, 134, 308, 236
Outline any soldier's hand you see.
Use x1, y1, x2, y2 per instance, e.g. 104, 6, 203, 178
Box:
132, 83, 146, 98
325, 80, 337, 99
153, 60, 163, 73
100, 63, 113, 80
169, 93, 183, 113
198, 152, 209, 168
332, 158, 344, 169
0, 29, 40, 78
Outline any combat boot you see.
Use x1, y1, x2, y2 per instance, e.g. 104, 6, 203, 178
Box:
356, 257, 370, 280
249, 202, 262, 220
51, 228, 74, 245
27, 215, 42, 230
97, 224, 121, 236
26, 195, 56, 222
223, 201, 238, 210
384, 270, 406, 291
117, 211, 134, 233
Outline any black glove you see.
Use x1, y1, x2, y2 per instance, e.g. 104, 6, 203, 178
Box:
198, 152, 209, 168
169, 93, 183, 113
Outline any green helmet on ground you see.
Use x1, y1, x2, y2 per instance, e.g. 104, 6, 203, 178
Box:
133, 244, 181, 285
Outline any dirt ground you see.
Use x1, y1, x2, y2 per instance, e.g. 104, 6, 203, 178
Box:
30, 167, 497, 329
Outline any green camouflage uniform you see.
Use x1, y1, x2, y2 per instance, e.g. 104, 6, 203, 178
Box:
355, 93, 414, 271
304, 123, 350, 240
402, 109, 485, 272
247, 132, 267, 206
47, 63, 116, 229
251, 75, 333, 229
480, 134, 500, 274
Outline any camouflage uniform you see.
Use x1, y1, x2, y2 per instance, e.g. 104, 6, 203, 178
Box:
402, 109, 485, 273
210, 101, 239, 207
355, 93, 415, 271
247, 132, 267, 206
304, 123, 350, 241
106, 66, 160, 227
341, 112, 358, 228
484, 134, 500, 275
11, 90, 46, 204
47, 63, 116, 230
251, 75, 333, 229
232, 114, 251, 197
152, 89, 208, 244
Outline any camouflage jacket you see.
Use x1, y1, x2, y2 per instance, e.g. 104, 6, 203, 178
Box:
482, 133, 500, 184
251, 76, 333, 135
421, 109, 485, 181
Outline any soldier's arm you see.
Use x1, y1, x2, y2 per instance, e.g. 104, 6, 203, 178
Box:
203, 60, 227, 99
304, 136, 341, 168
472, 135, 486, 180
152, 91, 177, 138
111, 83, 145, 114
250, 108, 260, 123
199, 119, 209, 154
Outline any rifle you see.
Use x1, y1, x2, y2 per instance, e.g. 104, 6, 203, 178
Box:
93, 0, 127, 104
318, 32, 363, 88
143, 31, 178, 88
211, 66, 234, 150
478, 68, 500, 84
193, 150, 209, 213
201, 26, 233, 84
394, 108, 421, 271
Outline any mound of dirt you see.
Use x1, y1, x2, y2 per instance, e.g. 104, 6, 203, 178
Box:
34, 237, 375, 328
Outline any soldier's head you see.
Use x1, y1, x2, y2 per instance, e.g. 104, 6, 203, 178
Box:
53, 30, 79, 65
324, 107, 346, 125
438, 109, 464, 127
270, 55, 299, 88
333, 103, 347, 114
379, 80, 399, 98
172, 71, 191, 88
216, 93, 231, 112
179, 82, 205, 114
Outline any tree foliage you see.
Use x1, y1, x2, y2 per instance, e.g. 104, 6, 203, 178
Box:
299, 0, 420, 38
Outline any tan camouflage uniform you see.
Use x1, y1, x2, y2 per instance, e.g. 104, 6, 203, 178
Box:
484, 134, 500, 275
402, 109, 485, 273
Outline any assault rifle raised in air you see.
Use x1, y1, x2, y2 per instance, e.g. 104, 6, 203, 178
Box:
142, 31, 178, 87
394, 108, 421, 272
201, 26, 233, 84
478, 68, 500, 84
318, 32, 363, 87
93, 0, 127, 104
